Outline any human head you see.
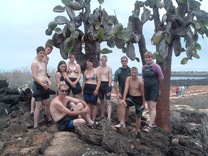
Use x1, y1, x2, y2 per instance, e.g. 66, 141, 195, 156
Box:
58, 84, 69, 96
45, 45, 53, 55
144, 51, 153, 58
130, 67, 138, 77
86, 57, 94, 69
144, 51, 153, 65
101, 55, 107, 65
36, 46, 45, 54
121, 56, 128, 67
69, 53, 76, 62
57, 61, 66, 73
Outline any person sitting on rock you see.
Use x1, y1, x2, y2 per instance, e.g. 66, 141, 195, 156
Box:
50, 84, 99, 131
119, 67, 145, 137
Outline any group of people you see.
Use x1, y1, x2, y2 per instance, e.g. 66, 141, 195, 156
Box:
176, 85, 188, 97
31, 45, 164, 137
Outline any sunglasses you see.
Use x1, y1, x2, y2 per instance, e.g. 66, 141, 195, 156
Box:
121, 60, 127, 62
60, 89, 68, 93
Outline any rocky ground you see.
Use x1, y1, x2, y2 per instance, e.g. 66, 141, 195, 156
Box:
0, 80, 208, 156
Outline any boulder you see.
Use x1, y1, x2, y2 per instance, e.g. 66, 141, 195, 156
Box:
0, 95, 21, 105
0, 80, 9, 88
5, 88, 19, 95
44, 132, 87, 156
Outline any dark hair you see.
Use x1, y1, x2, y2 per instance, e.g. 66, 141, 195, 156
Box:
36, 46, 45, 54
57, 61, 66, 73
86, 57, 94, 64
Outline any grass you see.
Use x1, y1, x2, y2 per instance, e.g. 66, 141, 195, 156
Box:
0, 67, 57, 90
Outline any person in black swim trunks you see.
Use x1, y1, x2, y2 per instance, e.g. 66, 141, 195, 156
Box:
66, 53, 82, 99
30, 44, 54, 120
119, 67, 145, 137
81, 58, 101, 121
50, 84, 99, 131
31, 46, 54, 129
142, 52, 164, 132
97, 55, 112, 123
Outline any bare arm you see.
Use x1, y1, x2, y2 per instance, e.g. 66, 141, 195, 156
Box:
139, 80, 145, 108
55, 72, 61, 89
74, 64, 81, 84
121, 77, 130, 102
108, 67, 112, 87
93, 68, 101, 96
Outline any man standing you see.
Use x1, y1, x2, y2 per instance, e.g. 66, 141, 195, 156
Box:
114, 56, 131, 127
30, 44, 54, 121
97, 55, 112, 123
50, 84, 99, 130
31, 46, 53, 129
120, 67, 145, 137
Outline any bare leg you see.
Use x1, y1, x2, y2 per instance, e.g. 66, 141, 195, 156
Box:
91, 105, 98, 121
73, 118, 86, 126
30, 97, 35, 113
119, 104, 126, 124
135, 115, 141, 134
106, 99, 111, 119
100, 99, 105, 118
73, 94, 79, 99
73, 102, 94, 126
34, 101, 42, 128
125, 107, 130, 122
43, 98, 52, 121
149, 101, 157, 127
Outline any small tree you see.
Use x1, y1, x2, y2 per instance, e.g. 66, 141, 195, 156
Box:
126, 0, 208, 130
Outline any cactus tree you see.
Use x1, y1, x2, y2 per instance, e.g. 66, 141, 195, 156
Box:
126, 0, 208, 130
46, 0, 138, 70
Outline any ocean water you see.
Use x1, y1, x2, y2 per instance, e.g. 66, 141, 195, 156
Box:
79, 75, 208, 85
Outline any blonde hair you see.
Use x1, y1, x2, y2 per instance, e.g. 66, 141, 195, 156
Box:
144, 51, 153, 58
121, 56, 128, 61
131, 67, 138, 72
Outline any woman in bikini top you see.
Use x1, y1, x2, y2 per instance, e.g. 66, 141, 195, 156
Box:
65, 53, 82, 98
55, 61, 67, 89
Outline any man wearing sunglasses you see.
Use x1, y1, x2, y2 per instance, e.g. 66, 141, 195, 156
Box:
114, 56, 131, 128
50, 84, 99, 131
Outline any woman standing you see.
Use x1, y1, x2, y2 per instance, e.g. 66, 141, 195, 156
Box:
55, 61, 67, 90
82, 58, 101, 121
66, 54, 82, 99
142, 52, 164, 132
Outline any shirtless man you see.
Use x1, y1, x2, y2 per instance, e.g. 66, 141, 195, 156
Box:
30, 44, 53, 120
114, 56, 131, 127
119, 67, 145, 137
31, 46, 53, 129
97, 55, 112, 123
50, 84, 99, 130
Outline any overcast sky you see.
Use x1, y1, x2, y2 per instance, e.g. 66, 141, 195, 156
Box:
0, 0, 208, 73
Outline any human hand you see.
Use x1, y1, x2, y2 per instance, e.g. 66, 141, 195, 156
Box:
43, 83, 49, 90
93, 90, 98, 96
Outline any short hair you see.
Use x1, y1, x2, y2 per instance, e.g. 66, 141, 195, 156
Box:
144, 51, 153, 58
36, 46, 45, 54
131, 67, 138, 72
58, 84, 68, 90
101, 55, 107, 59
121, 56, 128, 61
57, 61, 66, 73
45, 44, 53, 49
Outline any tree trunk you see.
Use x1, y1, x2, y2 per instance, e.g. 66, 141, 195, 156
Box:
155, 45, 173, 130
